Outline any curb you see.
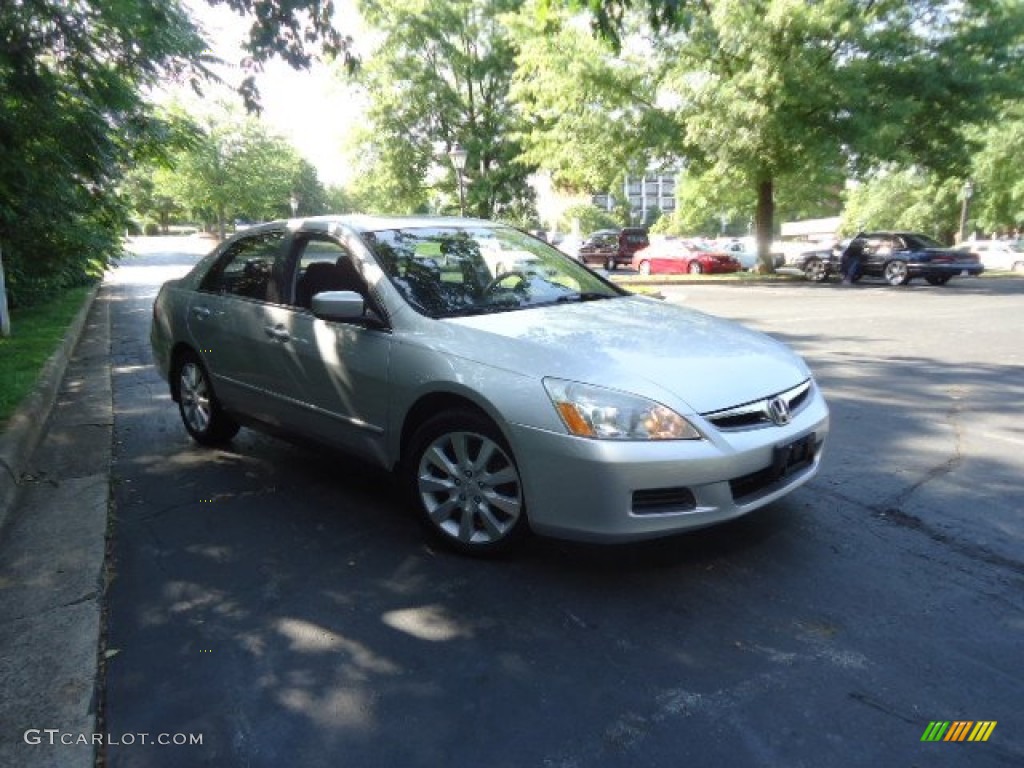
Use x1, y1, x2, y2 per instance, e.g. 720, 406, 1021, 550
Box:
0, 283, 100, 534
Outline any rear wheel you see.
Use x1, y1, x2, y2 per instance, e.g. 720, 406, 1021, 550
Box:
175, 352, 239, 445
925, 274, 952, 286
688, 261, 703, 275
638, 260, 651, 276
883, 260, 910, 286
405, 409, 527, 556
803, 257, 827, 282
604, 256, 617, 271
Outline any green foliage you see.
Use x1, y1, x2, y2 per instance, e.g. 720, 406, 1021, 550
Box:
508, 4, 671, 194
969, 104, 1024, 234
208, 0, 359, 110
841, 169, 960, 241
0, 0, 358, 309
558, 204, 619, 234
0, 0, 210, 307
516, 0, 1024, 259
131, 102, 328, 236
0, 285, 92, 424
350, 0, 536, 218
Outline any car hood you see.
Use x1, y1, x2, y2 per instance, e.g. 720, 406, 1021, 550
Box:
421, 296, 811, 414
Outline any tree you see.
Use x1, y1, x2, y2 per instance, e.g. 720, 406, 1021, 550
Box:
0, 0, 364, 324
0, 1, 212, 319
148, 103, 327, 236
516, 1, 1024, 267
351, 0, 536, 218
508, 10, 670, 196
968, 104, 1024, 235
558, 204, 621, 234
841, 169, 961, 241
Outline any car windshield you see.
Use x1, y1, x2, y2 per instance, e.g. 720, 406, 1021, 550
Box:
363, 224, 624, 318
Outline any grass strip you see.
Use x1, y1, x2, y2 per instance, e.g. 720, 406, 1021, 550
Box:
0, 285, 93, 426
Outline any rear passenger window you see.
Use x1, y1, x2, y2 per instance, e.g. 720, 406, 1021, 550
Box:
201, 230, 286, 302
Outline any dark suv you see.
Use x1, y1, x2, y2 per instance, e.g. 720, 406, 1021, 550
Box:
577, 227, 650, 270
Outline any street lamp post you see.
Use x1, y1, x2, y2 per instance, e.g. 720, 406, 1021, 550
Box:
958, 180, 973, 243
448, 143, 468, 216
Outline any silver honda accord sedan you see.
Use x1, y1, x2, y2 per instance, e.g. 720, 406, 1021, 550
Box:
151, 215, 829, 555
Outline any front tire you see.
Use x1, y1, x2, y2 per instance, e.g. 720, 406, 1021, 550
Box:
175, 352, 239, 445
604, 256, 617, 271
405, 410, 527, 556
883, 260, 910, 286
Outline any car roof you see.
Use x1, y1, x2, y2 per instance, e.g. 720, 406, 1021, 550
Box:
301, 214, 502, 233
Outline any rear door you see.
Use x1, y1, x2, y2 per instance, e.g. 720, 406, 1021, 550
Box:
186, 228, 288, 419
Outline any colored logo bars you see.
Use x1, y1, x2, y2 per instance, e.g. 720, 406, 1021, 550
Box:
921, 721, 997, 742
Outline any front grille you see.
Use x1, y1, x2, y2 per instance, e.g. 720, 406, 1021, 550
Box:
703, 379, 812, 431
632, 487, 697, 515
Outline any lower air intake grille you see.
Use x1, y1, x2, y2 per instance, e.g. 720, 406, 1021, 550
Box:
632, 487, 697, 515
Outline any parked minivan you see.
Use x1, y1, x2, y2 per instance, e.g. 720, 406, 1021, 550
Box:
577, 227, 650, 270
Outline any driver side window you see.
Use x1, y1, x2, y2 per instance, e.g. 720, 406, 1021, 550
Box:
290, 237, 367, 310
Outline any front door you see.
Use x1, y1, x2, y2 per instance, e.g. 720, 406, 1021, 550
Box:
262, 235, 392, 463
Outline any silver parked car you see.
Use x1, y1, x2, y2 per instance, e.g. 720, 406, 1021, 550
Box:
151, 216, 829, 555
953, 239, 1024, 272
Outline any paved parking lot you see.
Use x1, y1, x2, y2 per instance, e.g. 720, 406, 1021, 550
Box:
101, 253, 1023, 767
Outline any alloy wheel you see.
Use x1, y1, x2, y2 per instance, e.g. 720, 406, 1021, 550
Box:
883, 260, 910, 286
179, 361, 211, 435
804, 257, 826, 282
416, 429, 523, 548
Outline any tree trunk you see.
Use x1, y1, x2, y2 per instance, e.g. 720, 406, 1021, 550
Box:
755, 178, 775, 272
0, 240, 11, 337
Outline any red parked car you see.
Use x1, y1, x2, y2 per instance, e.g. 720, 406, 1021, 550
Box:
632, 239, 743, 275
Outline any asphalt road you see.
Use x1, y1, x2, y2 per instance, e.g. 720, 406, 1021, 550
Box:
102, 246, 1023, 767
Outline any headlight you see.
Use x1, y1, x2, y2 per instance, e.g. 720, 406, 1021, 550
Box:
543, 379, 701, 440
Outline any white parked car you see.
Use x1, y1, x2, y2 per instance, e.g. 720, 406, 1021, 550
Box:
151, 215, 830, 556
954, 240, 1024, 272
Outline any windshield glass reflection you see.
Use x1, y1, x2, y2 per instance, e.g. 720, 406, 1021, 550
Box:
363, 225, 624, 318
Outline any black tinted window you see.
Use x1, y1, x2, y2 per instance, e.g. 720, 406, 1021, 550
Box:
201, 230, 286, 301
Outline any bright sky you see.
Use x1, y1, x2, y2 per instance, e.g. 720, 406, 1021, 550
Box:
182, 0, 367, 187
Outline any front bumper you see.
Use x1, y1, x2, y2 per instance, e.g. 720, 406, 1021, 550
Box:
508, 385, 829, 542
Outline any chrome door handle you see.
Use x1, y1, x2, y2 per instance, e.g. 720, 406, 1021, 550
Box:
264, 325, 291, 342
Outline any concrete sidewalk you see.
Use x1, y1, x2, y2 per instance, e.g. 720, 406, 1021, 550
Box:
0, 287, 111, 768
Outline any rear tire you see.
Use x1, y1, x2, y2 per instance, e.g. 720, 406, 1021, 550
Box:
604, 256, 616, 271
175, 352, 239, 445
404, 409, 528, 556
688, 261, 703, 275
804, 257, 826, 282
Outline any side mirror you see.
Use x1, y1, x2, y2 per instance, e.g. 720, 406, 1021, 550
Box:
311, 291, 365, 321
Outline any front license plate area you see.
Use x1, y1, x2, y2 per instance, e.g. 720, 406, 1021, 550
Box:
772, 433, 816, 478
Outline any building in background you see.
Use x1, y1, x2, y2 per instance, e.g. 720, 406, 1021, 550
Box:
593, 172, 678, 226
